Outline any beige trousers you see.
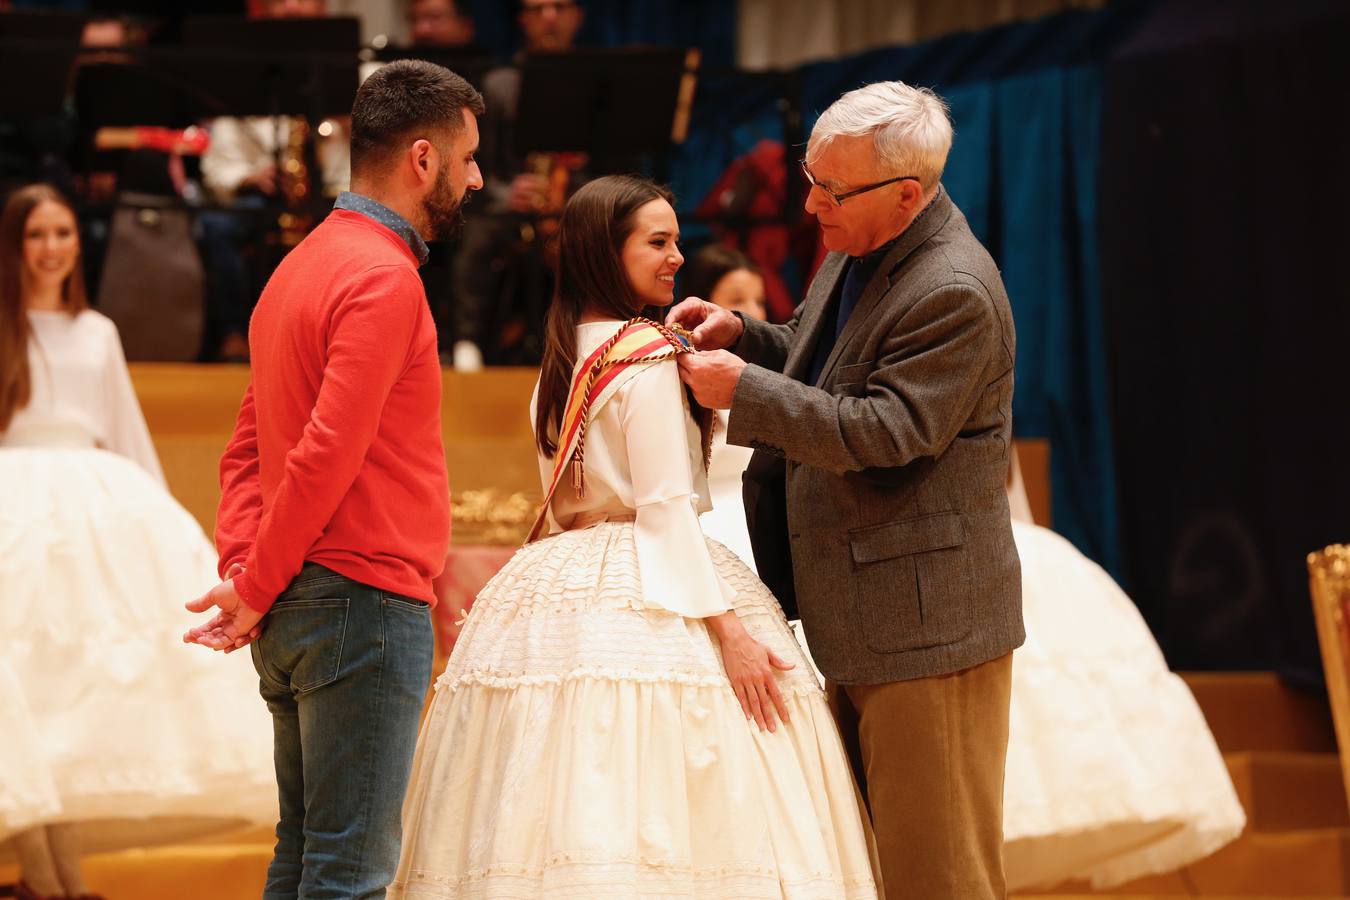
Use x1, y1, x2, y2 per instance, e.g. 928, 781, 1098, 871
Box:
828, 652, 1014, 899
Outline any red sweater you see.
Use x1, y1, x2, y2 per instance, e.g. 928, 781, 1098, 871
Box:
216, 210, 451, 613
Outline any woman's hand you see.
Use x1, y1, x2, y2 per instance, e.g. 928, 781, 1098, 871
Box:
710, 613, 794, 732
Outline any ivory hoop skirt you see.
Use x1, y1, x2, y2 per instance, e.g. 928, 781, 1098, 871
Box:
1002, 520, 1246, 890
391, 521, 879, 899
0, 447, 278, 858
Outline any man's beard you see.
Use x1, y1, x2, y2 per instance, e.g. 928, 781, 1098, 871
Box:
423, 166, 468, 241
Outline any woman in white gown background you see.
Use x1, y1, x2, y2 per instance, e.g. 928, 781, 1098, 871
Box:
0, 185, 276, 899
391, 177, 877, 899
686, 246, 1247, 891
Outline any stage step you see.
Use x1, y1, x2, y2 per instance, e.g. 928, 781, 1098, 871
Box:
0, 841, 270, 900
82, 842, 269, 900
1227, 751, 1349, 832
1018, 677, 1349, 897
1029, 826, 1350, 896
1182, 671, 1337, 754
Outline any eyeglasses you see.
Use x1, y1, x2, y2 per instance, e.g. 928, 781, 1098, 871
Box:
800, 158, 919, 206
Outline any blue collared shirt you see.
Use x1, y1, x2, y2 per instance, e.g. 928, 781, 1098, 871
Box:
333, 191, 429, 266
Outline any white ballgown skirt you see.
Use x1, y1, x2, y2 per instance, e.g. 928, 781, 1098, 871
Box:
0, 446, 278, 859
390, 521, 879, 899
1002, 520, 1246, 889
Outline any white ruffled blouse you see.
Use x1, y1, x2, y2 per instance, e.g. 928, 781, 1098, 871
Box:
533, 320, 734, 618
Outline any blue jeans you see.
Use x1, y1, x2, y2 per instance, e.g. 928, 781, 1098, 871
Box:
251, 564, 434, 899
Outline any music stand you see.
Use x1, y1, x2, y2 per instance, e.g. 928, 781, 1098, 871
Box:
0, 13, 87, 120
74, 57, 209, 130
0, 40, 81, 119
178, 16, 360, 120
0, 11, 89, 42
513, 48, 691, 158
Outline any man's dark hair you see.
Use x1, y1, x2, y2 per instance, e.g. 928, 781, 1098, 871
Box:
350, 60, 485, 174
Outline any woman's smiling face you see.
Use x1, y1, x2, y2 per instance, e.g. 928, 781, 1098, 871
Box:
620, 198, 684, 308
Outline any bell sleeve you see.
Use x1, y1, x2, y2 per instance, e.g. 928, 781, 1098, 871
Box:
100, 318, 167, 487
619, 359, 734, 618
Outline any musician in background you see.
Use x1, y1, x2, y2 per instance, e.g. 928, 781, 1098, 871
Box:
448, 0, 586, 371
403, 0, 480, 361
408, 0, 476, 48
197, 0, 350, 360
69, 13, 199, 302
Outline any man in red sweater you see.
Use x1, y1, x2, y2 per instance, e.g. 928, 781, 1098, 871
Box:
183, 60, 483, 897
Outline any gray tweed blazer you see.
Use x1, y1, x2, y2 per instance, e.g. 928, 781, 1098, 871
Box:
729, 188, 1024, 684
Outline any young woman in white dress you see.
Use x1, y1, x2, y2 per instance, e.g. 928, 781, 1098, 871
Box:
390, 176, 878, 899
684, 246, 1245, 891
0, 185, 277, 900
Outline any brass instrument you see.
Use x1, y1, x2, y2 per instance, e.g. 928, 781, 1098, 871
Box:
518, 150, 586, 246
277, 117, 313, 246
671, 48, 701, 144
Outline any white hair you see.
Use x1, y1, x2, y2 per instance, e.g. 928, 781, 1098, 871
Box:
808, 81, 953, 191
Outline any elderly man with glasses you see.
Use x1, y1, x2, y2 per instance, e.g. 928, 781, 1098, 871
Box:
668, 80, 1023, 899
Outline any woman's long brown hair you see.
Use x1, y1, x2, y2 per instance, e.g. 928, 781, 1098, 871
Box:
0, 184, 89, 432
535, 175, 677, 456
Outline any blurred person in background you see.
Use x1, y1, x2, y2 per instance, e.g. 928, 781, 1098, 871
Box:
197, 0, 350, 361
682, 242, 768, 322
448, 0, 586, 371
407, 0, 475, 47
683, 243, 766, 564
0, 184, 275, 900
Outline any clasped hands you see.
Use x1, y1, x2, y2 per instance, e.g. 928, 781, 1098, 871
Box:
182, 562, 264, 653
665, 298, 748, 409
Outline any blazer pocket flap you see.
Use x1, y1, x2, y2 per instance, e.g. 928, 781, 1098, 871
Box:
849, 512, 965, 564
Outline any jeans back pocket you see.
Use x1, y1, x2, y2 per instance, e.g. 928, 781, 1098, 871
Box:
253, 597, 352, 695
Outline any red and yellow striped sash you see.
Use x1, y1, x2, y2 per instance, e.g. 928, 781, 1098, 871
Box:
527, 317, 692, 543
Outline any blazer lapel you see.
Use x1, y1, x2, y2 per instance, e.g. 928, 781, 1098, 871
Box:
815, 188, 955, 386
783, 252, 848, 382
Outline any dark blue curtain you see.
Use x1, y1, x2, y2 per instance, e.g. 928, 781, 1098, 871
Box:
942, 68, 1120, 577
1099, 0, 1350, 678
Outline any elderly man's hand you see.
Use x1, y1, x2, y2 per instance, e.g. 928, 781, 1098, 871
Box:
665, 299, 744, 351
676, 349, 747, 409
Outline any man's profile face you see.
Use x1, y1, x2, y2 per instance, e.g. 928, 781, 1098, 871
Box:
803, 135, 911, 258
424, 108, 484, 241
518, 0, 583, 53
